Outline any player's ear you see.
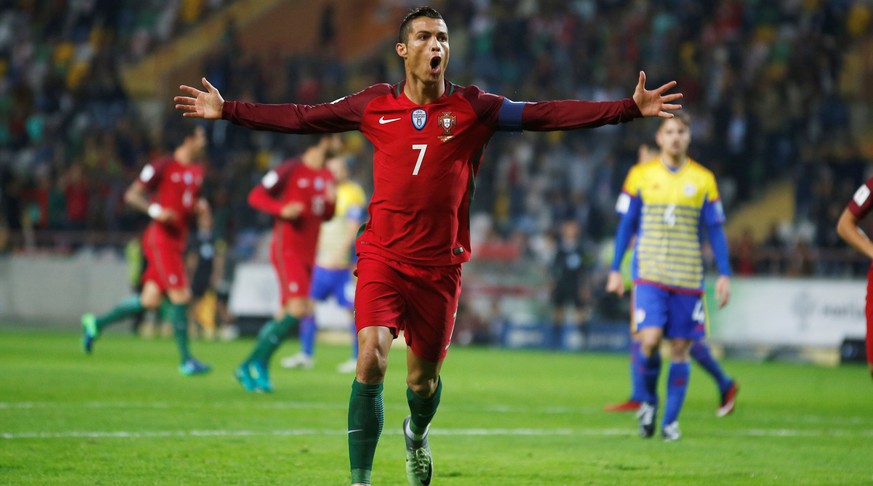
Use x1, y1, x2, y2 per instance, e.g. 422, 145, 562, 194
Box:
395, 42, 407, 59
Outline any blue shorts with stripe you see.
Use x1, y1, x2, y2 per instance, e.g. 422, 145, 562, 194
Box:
632, 281, 706, 340
310, 265, 354, 309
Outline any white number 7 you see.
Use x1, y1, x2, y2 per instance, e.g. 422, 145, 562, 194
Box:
412, 144, 427, 175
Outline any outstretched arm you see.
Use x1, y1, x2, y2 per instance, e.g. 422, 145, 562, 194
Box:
175, 78, 224, 120
514, 71, 682, 131
175, 78, 382, 133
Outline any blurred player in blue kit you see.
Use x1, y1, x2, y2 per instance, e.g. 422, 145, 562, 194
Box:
605, 144, 738, 416
605, 113, 735, 440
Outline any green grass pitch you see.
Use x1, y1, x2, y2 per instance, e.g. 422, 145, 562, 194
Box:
1, 327, 872, 485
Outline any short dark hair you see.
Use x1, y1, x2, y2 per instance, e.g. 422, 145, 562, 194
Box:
398, 6, 443, 43
163, 119, 206, 151
659, 111, 690, 130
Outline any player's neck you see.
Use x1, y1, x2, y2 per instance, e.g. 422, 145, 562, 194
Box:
403, 76, 445, 105
302, 147, 324, 170
174, 146, 193, 165
660, 153, 687, 170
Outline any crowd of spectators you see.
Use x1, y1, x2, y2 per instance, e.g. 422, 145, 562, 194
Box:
2, 0, 872, 282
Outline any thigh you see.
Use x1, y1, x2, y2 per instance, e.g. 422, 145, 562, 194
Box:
402, 263, 462, 363
354, 257, 405, 338
354, 257, 462, 363
665, 292, 706, 341
632, 283, 668, 333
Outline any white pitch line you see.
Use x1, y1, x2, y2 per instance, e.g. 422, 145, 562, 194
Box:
3, 401, 873, 428
3, 427, 872, 440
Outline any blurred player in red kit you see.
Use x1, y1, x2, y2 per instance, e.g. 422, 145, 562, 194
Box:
837, 177, 873, 380
81, 122, 212, 376
175, 6, 682, 485
234, 134, 340, 393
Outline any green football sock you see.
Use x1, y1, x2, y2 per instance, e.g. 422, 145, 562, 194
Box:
407, 378, 442, 437
167, 302, 191, 363
348, 380, 384, 485
95, 295, 145, 332
246, 314, 298, 365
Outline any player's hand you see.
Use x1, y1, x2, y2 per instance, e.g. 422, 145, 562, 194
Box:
632, 71, 683, 119
605, 271, 625, 297
715, 275, 730, 308
280, 202, 305, 220
174, 77, 224, 120
155, 207, 177, 223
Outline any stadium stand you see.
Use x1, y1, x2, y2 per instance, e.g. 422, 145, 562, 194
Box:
2, 0, 872, 320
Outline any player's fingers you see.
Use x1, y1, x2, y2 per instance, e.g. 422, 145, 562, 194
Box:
657, 111, 675, 119
660, 92, 683, 103
661, 103, 682, 111
175, 104, 198, 112
637, 70, 646, 88
654, 80, 678, 94
173, 96, 197, 105
178, 85, 201, 96
202, 77, 215, 92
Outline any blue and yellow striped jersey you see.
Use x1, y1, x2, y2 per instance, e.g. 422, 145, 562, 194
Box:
615, 157, 725, 292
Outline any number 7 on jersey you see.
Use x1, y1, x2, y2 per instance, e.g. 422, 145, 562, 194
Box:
412, 144, 427, 176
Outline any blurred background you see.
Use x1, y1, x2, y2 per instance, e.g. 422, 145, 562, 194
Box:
0, 0, 871, 363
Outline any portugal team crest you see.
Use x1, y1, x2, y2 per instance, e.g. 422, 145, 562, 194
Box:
411, 109, 427, 130
437, 112, 456, 142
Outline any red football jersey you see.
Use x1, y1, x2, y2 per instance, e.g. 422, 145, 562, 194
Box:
139, 157, 204, 250
248, 158, 335, 265
224, 80, 641, 266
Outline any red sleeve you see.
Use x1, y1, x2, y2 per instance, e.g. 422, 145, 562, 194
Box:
521, 98, 641, 131
139, 157, 171, 191
247, 162, 297, 216
847, 177, 873, 219
247, 184, 283, 216
222, 84, 391, 134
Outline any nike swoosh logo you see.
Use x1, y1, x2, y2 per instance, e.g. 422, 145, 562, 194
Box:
379, 116, 401, 124
348, 429, 364, 434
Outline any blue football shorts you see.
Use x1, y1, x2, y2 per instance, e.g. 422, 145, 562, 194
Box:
631, 281, 706, 340
309, 265, 354, 309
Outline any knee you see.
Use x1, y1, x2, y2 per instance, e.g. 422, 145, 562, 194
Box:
406, 374, 438, 397
639, 336, 660, 356
284, 298, 310, 318
355, 344, 387, 384
140, 294, 162, 310
169, 290, 192, 305
670, 340, 693, 361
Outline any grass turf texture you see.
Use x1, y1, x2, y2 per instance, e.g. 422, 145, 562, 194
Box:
1, 327, 871, 485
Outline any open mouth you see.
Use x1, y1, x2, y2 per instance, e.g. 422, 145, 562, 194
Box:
429, 56, 442, 73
